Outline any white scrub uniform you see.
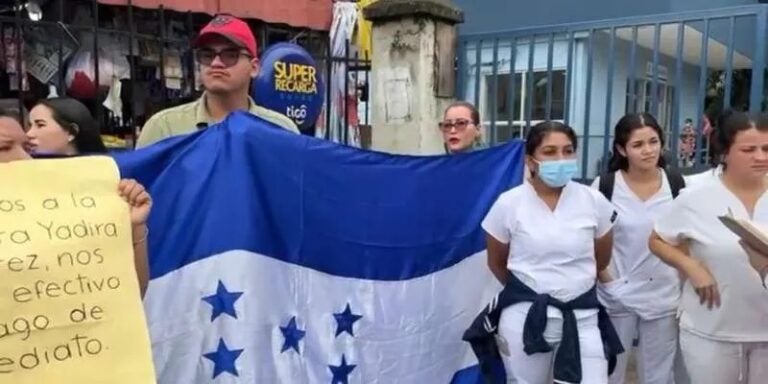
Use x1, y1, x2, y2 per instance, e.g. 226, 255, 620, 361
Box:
592, 171, 680, 384
482, 181, 616, 384
684, 165, 722, 188
655, 177, 768, 384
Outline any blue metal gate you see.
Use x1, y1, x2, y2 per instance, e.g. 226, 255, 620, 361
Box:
457, 5, 768, 179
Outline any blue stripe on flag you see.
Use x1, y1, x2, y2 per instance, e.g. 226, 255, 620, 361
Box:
115, 111, 524, 281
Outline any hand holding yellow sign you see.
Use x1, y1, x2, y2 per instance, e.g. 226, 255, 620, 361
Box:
0, 156, 155, 384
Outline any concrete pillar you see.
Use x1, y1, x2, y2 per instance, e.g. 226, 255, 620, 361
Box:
363, 0, 464, 155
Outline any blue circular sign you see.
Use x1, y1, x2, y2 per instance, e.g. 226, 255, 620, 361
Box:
252, 42, 325, 130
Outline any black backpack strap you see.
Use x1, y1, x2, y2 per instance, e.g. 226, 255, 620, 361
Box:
598, 172, 616, 202
665, 168, 686, 199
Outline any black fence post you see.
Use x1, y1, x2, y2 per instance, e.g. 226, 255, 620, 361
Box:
128, 0, 137, 143
14, 0, 23, 117
58, 0, 65, 96
91, 0, 102, 127
159, 5, 167, 108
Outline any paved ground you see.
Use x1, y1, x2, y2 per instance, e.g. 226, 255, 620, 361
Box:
626, 351, 639, 383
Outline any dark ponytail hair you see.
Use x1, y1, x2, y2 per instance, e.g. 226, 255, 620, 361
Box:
525, 121, 577, 155
607, 113, 666, 172
35, 98, 107, 154
713, 110, 768, 169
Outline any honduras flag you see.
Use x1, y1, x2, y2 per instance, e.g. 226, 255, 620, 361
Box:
114, 111, 524, 383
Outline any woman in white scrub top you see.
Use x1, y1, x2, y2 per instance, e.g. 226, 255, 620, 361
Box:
592, 113, 681, 384
649, 110, 768, 384
475, 122, 619, 384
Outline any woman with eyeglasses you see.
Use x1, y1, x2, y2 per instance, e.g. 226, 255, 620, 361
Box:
439, 101, 482, 154
136, 14, 298, 148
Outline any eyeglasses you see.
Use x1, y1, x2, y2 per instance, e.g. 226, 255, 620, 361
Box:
438, 119, 474, 132
195, 48, 252, 67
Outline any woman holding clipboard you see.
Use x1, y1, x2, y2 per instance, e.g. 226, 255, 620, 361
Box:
649, 110, 768, 384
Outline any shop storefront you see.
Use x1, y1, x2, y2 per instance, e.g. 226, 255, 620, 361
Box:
0, 0, 333, 149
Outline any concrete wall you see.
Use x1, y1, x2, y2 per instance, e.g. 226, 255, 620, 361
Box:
369, 17, 453, 154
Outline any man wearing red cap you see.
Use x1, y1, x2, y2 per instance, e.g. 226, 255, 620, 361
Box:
136, 14, 298, 148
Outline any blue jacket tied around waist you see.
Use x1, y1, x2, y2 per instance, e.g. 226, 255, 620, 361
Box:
463, 272, 624, 384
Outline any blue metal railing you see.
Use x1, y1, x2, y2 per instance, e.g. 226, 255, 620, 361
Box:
458, 5, 768, 180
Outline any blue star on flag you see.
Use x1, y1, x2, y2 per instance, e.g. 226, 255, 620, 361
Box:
202, 280, 243, 321
203, 338, 244, 378
329, 354, 356, 384
333, 303, 362, 337
280, 316, 306, 354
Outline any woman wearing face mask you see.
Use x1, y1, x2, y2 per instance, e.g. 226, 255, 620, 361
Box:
592, 113, 684, 384
464, 121, 622, 384
26, 97, 107, 156
649, 110, 768, 383
439, 101, 482, 154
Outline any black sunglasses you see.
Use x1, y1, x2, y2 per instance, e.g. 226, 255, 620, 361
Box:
195, 48, 252, 67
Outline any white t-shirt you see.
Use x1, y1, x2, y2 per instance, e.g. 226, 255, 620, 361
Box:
591, 171, 681, 320
684, 165, 722, 188
654, 178, 768, 342
482, 181, 616, 318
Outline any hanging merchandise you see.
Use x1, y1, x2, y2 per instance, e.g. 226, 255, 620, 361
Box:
23, 25, 77, 85
1, 26, 29, 92
325, 1, 360, 146
356, 0, 376, 61
65, 34, 130, 100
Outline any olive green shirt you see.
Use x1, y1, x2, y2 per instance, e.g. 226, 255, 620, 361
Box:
136, 94, 299, 148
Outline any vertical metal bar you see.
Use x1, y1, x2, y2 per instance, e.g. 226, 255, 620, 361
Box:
603, 27, 616, 167
186, 11, 195, 96
525, 35, 535, 133
627, 26, 638, 113
457, 40, 467, 99
473, 40, 482, 110
58, 0, 66, 96
353, 50, 360, 135
343, 38, 350, 145
92, 0, 102, 127
750, 9, 767, 113
490, 38, 499, 143
128, 0, 137, 143
507, 37, 517, 139
671, 21, 685, 158
564, 31, 574, 126
324, 42, 332, 140
364, 64, 369, 126
545, 33, 554, 121
651, 23, 661, 116
582, 30, 595, 180
159, 6, 167, 107
724, 16, 735, 109
14, 0, 23, 119
695, 18, 710, 166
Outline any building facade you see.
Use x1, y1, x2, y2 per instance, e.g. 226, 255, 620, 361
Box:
454, 0, 767, 178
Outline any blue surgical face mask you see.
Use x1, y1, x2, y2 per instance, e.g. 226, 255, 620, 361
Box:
535, 159, 579, 187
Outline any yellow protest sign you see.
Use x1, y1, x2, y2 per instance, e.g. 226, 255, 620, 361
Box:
0, 156, 155, 383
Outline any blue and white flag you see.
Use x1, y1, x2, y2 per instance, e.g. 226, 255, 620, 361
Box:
115, 112, 524, 383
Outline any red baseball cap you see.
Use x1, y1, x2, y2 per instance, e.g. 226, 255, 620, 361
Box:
195, 14, 258, 57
